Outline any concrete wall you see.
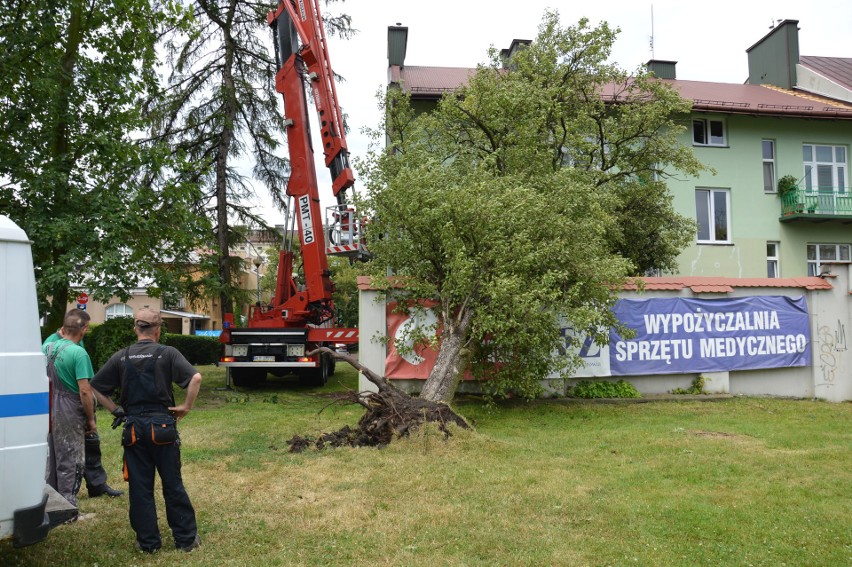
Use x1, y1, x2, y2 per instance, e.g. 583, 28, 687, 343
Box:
357, 265, 852, 402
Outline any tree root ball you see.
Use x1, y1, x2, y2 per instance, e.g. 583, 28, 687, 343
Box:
287, 348, 470, 452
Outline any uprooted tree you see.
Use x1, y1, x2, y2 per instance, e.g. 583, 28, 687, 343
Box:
356, 10, 704, 404
288, 348, 470, 452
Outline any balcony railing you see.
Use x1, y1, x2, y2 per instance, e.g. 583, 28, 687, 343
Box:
779, 186, 852, 221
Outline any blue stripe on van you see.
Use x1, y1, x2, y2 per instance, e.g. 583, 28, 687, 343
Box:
0, 392, 49, 418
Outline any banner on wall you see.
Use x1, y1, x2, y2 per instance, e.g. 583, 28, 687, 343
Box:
385, 302, 439, 379
386, 296, 812, 380
551, 323, 612, 378
606, 295, 811, 376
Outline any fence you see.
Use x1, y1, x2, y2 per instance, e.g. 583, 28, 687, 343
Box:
357, 264, 852, 402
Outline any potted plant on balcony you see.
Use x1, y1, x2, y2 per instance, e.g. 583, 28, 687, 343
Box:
777, 175, 802, 213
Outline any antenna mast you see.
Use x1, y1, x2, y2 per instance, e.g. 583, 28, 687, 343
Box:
650, 4, 655, 59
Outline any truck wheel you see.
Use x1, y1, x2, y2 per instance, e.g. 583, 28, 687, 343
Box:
232, 368, 266, 388
299, 354, 329, 387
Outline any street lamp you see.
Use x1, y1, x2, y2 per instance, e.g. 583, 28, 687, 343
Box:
253, 255, 263, 304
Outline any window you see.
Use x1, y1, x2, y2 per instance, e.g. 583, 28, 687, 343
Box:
693, 118, 726, 146
105, 303, 133, 320
802, 145, 847, 194
762, 140, 776, 193
766, 242, 779, 278
807, 243, 851, 276
695, 189, 730, 243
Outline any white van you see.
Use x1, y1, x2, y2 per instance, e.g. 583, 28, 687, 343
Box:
0, 215, 50, 547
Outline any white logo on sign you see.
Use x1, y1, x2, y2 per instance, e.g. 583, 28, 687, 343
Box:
298, 195, 315, 244
394, 310, 438, 365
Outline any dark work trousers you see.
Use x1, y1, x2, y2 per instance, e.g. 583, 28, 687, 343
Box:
84, 423, 108, 488
123, 416, 197, 550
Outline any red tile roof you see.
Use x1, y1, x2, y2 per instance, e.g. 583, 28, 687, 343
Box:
390, 63, 852, 119
623, 276, 833, 293
390, 65, 475, 96
663, 79, 852, 119
799, 56, 852, 90
359, 275, 833, 293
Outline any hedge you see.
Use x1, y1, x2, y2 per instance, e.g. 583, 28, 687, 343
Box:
64, 317, 221, 370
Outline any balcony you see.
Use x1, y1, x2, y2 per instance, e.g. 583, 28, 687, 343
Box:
779, 187, 852, 223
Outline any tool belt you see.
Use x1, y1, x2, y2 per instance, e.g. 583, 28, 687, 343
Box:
125, 404, 171, 417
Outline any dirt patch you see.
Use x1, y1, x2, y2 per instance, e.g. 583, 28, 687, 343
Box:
688, 430, 740, 439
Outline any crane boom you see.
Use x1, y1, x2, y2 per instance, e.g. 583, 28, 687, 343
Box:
269, 0, 355, 197
218, 0, 361, 388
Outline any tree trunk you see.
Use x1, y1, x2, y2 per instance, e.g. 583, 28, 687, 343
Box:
215, 23, 238, 320
44, 2, 85, 332
419, 307, 473, 403
45, 289, 68, 334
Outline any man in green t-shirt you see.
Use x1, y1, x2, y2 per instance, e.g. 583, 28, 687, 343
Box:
43, 310, 96, 507
44, 308, 123, 498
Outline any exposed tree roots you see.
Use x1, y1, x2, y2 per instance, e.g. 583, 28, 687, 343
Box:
287, 348, 469, 452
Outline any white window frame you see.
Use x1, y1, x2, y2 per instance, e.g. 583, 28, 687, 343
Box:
766, 241, 779, 278
762, 140, 776, 193
802, 144, 847, 194
695, 188, 731, 244
693, 117, 727, 147
105, 303, 134, 321
807, 243, 851, 276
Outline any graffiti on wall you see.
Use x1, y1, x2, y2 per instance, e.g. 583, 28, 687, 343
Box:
817, 320, 848, 388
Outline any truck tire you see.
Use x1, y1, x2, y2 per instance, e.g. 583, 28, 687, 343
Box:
299, 354, 329, 387
232, 368, 266, 388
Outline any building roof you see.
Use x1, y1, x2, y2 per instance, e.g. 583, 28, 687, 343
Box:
389, 65, 476, 97
799, 56, 852, 90
359, 275, 833, 294
390, 62, 852, 120
623, 276, 833, 293
665, 79, 852, 119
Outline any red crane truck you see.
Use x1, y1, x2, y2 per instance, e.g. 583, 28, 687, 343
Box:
219, 0, 364, 387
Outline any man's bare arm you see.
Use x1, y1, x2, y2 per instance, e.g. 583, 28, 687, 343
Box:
168, 373, 202, 421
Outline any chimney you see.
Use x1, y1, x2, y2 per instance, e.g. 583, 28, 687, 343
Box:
388, 25, 408, 68
645, 60, 677, 79
500, 39, 531, 69
746, 19, 800, 89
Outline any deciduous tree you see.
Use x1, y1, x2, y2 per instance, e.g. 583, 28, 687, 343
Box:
0, 0, 206, 330
360, 11, 704, 402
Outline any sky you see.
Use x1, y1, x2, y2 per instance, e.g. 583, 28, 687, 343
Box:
252, 0, 852, 225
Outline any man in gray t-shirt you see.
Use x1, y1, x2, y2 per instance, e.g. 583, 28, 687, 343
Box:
92, 308, 202, 553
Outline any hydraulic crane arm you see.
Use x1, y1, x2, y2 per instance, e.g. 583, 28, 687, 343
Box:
217, 0, 359, 387
266, 0, 352, 310
268, 0, 355, 198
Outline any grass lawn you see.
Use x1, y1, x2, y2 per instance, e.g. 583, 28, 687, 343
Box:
2, 363, 850, 566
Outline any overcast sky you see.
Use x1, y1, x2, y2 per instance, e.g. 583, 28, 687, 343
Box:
253, 0, 852, 225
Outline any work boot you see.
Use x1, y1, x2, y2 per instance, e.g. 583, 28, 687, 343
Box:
135, 542, 160, 554
88, 484, 124, 498
177, 534, 201, 552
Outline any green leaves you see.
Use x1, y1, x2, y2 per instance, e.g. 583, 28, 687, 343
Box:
0, 0, 208, 327
362, 10, 702, 400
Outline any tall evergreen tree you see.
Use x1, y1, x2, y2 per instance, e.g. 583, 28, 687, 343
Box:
153, 0, 353, 319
